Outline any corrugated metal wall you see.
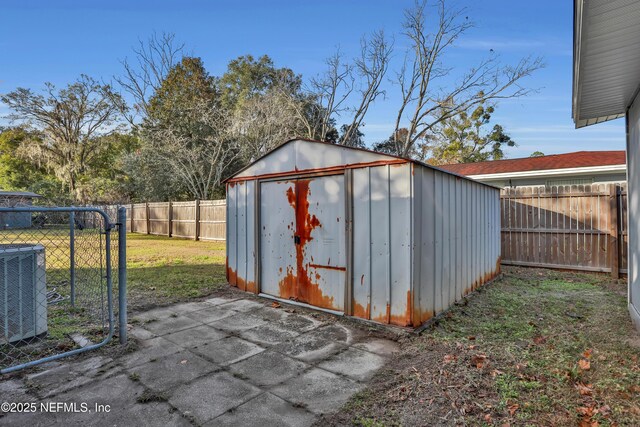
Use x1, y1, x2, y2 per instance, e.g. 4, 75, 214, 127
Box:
351, 164, 413, 326
226, 180, 256, 292
412, 164, 501, 326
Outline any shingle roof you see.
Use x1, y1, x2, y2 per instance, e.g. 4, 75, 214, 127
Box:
438, 151, 626, 176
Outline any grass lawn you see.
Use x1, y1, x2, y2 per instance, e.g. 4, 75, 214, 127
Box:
322, 266, 640, 427
126, 234, 227, 310
0, 232, 226, 371
0, 230, 227, 312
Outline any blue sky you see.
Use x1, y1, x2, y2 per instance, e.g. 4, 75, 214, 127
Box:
0, 0, 626, 158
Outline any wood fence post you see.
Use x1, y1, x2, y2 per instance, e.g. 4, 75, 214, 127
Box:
145, 202, 150, 235
168, 201, 173, 237
130, 203, 134, 232
609, 184, 620, 279
195, 199, 201, 241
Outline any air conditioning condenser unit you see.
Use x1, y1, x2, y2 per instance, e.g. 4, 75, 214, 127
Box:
0, 244, 48, 344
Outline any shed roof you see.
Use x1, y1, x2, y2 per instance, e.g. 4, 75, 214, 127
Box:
438, 151, 626, 176
573, 0, 640, 128
226, 138, 497, 188
0, 191, 42, 198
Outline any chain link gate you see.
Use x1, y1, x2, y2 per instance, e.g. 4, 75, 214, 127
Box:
0, 206, 127, 374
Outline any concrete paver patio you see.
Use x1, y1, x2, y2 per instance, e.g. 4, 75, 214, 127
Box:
1, 295, 400, 426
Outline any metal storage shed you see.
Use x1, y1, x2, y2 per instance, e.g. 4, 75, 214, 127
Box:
0, 191, 42, 229
226, 139, 501, 328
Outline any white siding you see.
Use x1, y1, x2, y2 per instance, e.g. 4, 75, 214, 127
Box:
628, 94, 640, 329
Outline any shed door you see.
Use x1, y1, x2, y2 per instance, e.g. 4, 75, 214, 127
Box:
259, 179, 297, 299
259, 175, 346, 311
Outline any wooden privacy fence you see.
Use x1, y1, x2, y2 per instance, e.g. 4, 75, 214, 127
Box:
500, 183, 627, 277
94, 185, 628, 276
101, 199, 226, 241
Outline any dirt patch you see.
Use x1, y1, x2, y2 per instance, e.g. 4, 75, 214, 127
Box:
318, 266, 640, 426
318, 335, 502, 426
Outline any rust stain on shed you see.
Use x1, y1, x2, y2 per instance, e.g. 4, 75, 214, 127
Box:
373, 291, 413, 327
353, 301, 370, 319
226, 265, 256, 293
227, 265, 237, 287
308, 263, 346, 272
278, 180, 335, 310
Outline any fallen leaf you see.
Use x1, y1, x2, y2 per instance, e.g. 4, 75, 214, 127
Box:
577, 406, 596, 417
598, 405, 611, 417
583, 349, 593, 359
180, 359, 188, 364
491, 369, 504, 377
533, 335, 547, 345
443, 354, 457, 364
471, 353, 488, 369
271, 302, 281, 308
578, 359, 591, 371
576, 382, 594, 396
484, 413, 493, 423
508, 403, 519, 415
467, 335, 476, 340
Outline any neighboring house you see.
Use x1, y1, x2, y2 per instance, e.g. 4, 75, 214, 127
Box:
572, 0, 640, 330
438, 151, 626, 188
0, 191, 41, 229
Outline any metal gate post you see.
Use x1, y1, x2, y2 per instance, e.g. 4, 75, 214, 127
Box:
69, 211, 76, 306
117, 206, 128, 344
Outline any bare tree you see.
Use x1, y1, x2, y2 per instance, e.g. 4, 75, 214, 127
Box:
306, 50, 354, 141
232, 88, 305, 162
113, 32, 185, 125
340, 30, 393, 146
1, 75, 125, 202
145, 100, 237, 200
391, 0, 543, 157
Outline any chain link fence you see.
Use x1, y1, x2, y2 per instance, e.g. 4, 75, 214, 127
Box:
0, 206, 126, 374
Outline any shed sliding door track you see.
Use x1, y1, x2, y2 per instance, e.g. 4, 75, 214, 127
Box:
258, 293, 344, 317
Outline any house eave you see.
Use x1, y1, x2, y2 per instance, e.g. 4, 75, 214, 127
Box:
572, 0, 640, 128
